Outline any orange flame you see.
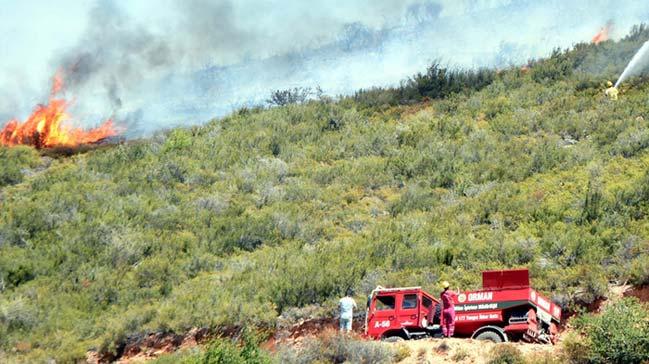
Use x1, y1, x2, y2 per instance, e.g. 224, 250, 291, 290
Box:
592, 21, 613, 45
0, 73, 119, 149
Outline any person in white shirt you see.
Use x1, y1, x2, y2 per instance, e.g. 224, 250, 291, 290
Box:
339, 289, 357, 332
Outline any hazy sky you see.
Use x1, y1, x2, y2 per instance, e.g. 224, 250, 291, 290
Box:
0, 0, 418, 87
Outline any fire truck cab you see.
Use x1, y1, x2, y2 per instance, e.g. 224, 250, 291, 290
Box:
366, 269, 561, 344
365, 286, 442, 341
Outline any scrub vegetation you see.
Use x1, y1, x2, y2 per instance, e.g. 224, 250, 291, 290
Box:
2, 25, 649, 363
563, 298, 649, 364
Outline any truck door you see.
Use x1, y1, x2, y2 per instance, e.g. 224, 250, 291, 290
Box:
399, 293, 420, 328
421, 295, 434, 326
371, 294, 398, 333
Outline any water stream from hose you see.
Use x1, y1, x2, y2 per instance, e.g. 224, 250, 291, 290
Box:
615, 40, 649, 87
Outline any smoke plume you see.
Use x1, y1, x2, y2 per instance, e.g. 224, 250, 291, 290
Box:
2, 0, 649, 135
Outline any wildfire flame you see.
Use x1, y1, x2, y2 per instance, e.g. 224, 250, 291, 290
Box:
0, 73, 119, 149
592, 21, 613, 45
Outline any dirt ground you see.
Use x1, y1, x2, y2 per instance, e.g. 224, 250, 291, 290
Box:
388, 337, 557, 364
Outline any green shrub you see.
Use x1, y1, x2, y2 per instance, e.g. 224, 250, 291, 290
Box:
561, 332, 592, 364
405, 62, 495, 101
191, 331, 269, 364
487, 344, 525, 364
612, 126, 649, 157
0, 146, 41, 187
573, 298, 649, 364
0, 297, 38, 331
628, 255, 649, 286
451, 347, 471, 362
353, 62, 495, 107
393, 344, 412, 362
530, 48, 576, 83
163, 129, 193, 152
525, 351, 563, 364
276, 334, 395, 364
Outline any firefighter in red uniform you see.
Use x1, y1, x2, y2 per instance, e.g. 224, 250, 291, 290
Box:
440, 281, 457, 337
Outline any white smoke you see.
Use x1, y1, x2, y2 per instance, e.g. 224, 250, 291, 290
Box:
1, 0, 649, 135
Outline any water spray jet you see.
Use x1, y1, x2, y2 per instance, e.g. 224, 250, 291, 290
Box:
615, 40, 649, 88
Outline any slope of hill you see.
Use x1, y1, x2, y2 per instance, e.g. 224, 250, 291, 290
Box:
2, 26, 649, 363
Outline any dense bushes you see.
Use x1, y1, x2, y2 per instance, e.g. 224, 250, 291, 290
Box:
353, 62, 495, 107
565, 298, 649, 364
275, 333, 396, 364
153, 330, 270, 364
530, 49, 576, 83
487, 344, 525, 364
405, 62, 496, 101
0, 146, 41, 187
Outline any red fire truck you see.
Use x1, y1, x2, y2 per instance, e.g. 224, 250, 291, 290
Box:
365, 269, 561, 344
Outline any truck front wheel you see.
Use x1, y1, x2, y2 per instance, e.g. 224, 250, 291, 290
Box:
475, 330, 503, 343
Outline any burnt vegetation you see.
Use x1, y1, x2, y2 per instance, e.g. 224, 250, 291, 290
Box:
2, 25, 649, 362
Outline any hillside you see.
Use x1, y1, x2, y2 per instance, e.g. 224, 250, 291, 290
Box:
2, 26, 649, 363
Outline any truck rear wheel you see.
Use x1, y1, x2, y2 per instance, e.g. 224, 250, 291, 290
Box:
475, 330, 503, 343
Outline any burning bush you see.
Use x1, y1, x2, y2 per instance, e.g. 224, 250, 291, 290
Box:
0, 73, 119, 149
